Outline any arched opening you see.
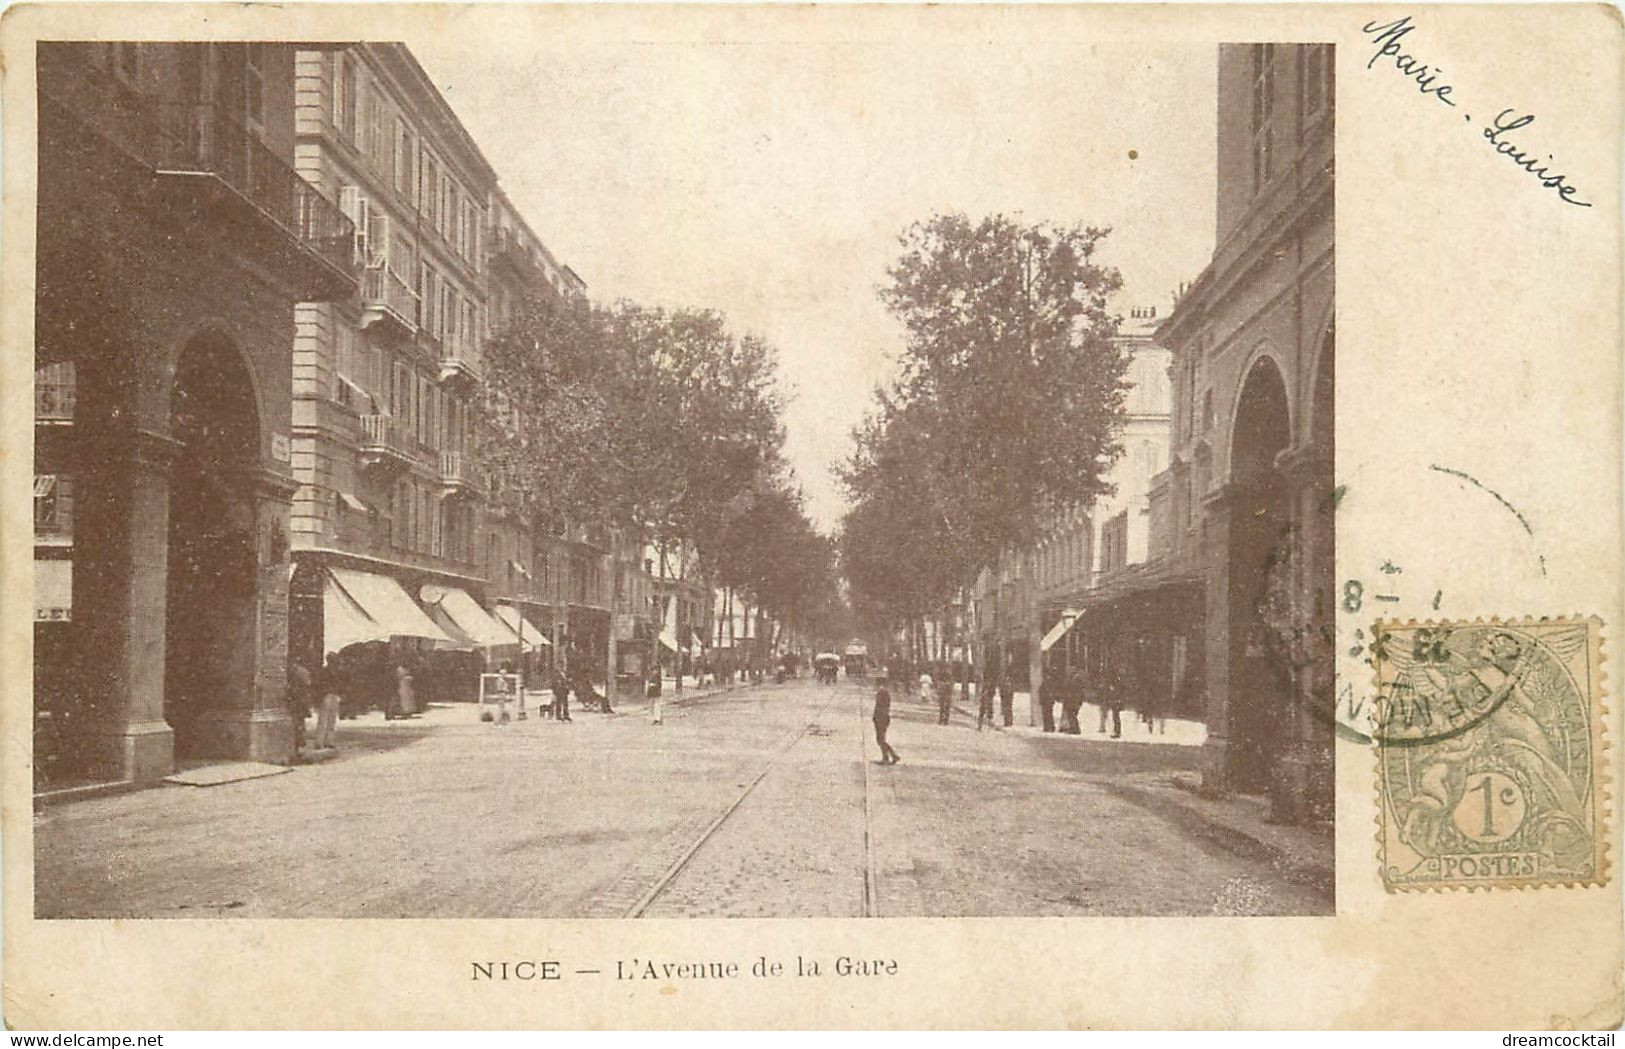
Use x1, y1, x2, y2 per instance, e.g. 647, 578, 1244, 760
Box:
1226, 357, 1292, 794
164, 332, 261, 758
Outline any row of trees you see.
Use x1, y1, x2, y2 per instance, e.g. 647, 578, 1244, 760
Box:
477, 293, 847, 659
839, 213, 1133, 660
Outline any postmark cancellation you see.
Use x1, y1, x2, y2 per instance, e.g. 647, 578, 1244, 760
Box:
1375, 617, 1609, 891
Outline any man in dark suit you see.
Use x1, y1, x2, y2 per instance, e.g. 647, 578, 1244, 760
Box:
872, 677, 901, 764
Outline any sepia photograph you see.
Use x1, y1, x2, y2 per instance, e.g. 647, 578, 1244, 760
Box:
30, 33, 1333, 920
5, 2, 1619, 1033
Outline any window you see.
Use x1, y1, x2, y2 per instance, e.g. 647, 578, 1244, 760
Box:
1303, 44, 1333, 121
334, 51, 357, 140
1250, 43, 1276, 193
34, 474, 73, 540
422, 154, 440, 227
417, 373, 432, 446
394, 120, 417, 203
244, 44, 266, 133
420, 265, 440, 336
447, 182, 462, 250
463, 199, 480, 261
333, 327, 355, 406
367, 90, 389, 178
393, 361, 412, 419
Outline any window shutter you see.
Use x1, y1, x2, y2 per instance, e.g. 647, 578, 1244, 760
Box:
373, 213, 392, 269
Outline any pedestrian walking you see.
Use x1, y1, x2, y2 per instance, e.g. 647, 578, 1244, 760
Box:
1039, 671, 1057, 732
872, 677, 901, 764
312, 654, 342, 751
1061, 669, 1083, 735
999, 675, 1014, 727
288, 661, 312, 757
552, 665, 572, 722
389, 661, 415, 720
1103, 657, 1125, 739
935, 673, 952, 725
976, 666, 995, 730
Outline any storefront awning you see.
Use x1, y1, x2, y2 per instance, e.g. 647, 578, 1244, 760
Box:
659, 627, 679, 653
324, 572, 391, 655
328, 567, 453, 645
1039, 609, 1083, 652
35, 558, 71, 622
420, 585, 517, 649
692, 631, 708, 651
494, 604, 552, 647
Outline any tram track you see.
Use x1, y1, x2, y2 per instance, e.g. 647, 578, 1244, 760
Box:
621, 683, 880, 919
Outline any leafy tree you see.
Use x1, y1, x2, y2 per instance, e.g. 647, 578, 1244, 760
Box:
842, 212, 1130, 647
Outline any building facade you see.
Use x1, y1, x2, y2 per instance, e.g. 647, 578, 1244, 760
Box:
1034, 307, 1178, 725
284, 43, 516, 696
35, 43, 357, 785
1148, 42, 1334, 821
973, 308, 1172, 712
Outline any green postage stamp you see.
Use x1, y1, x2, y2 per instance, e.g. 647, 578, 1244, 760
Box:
1374, 618, 1609, 891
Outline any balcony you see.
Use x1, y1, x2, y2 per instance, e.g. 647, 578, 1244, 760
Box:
36, 380, 76, 425
488, 225, 539, 278
438, 450, 482, 498
361, 264, 420, 341
358, 414, 414, 472
36, 52, 359, 301
439, 343, 480, 387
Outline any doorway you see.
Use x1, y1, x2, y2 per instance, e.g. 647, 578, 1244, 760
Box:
164, 333, 260, 757
1226, 357, 1292, 794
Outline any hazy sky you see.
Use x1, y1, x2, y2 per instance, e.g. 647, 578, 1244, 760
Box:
409, 33, 1218, 530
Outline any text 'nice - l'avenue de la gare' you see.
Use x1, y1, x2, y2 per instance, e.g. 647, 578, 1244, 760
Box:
1361, 15, 1592, 208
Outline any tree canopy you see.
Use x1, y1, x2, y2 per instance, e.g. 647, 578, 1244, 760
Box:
840, 212, 1131, 627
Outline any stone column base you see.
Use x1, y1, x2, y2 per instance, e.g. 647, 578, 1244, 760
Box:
1198, 735, 1236, 797
84, 720, 174, 784
1270, 745, 1334, 824
191, 708, 295, 765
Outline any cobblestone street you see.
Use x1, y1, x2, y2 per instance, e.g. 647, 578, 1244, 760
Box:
35, 679, 1331, 919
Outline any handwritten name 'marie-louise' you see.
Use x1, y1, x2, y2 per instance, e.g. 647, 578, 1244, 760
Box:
1362, 15, 1591, 209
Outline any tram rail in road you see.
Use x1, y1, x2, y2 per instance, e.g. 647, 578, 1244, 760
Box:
622, 683, 880, 919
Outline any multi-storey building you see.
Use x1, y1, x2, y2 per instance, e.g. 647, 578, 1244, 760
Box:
649, 541, 712, 679
1032, 307, 1177, 722
1147, 43, 1334, 821
481, 187, 588, 683
285, 43, 525, 690
34, 43, 357, 786
973, 308, 1172, 712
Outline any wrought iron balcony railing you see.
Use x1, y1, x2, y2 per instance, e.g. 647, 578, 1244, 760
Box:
37, 52, 358, 293
358, 414, 413, 468
439, 450, 481, 495
363, 264, 420, 336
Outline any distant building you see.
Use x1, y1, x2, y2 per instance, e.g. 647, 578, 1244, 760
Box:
34, 43, 358, 785
1147, 43, 1334, 821
1034, 307, 1177, 724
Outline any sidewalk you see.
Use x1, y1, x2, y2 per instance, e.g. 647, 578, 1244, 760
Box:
922, 687, 1327, 899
